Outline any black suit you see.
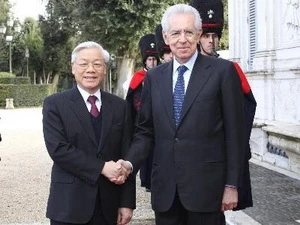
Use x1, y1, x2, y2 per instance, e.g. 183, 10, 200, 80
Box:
126, 54, 245, 216
43, 87, 135, 224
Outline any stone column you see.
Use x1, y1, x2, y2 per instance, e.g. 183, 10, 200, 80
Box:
5, 98, 14, 109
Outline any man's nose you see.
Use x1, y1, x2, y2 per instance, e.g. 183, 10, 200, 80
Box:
86, 63, 96, 71
178, 32, 188, 41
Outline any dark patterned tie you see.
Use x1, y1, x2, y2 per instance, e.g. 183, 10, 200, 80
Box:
87, 95, 100, 118
173, 65, 188, 126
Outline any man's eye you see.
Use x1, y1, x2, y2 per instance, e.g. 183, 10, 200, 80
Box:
171, 32, 180, 37
80, 63, 88, 67
94, 64, 103, 68
185, 31, 194, 36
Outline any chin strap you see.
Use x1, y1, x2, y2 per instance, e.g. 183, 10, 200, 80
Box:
199, 43, 219, 58
211, 36, 220, 58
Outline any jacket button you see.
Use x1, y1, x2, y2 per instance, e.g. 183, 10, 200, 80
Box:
175, 138, 179, 143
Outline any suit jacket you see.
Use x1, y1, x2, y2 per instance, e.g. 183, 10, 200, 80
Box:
233, 62, 257, 210
42, 87, 135, 224
126, 53, 245, 212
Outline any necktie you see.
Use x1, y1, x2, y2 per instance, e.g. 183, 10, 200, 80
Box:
173, 65, 188, 126
87, 95, 100, 118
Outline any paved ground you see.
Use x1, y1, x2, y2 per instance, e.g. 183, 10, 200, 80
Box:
242, 161, 300, 225
1, 108, 300, 225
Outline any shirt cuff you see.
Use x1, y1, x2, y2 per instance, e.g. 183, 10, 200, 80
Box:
225, 184, 237, 189
126, 161, 133, 173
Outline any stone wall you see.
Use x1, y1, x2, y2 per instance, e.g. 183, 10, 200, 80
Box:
228, 0, 300, 175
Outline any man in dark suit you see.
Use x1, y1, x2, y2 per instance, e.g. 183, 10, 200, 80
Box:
121, 4, 246, 225
43, 41, 135, 225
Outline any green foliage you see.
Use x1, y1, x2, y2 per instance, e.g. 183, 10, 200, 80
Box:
0, 76, 30, 84
0, 73, 53, 108
22, 18, 44, 69
45, 0, 186, 59
0, 83, 53, 108
0, 71, 15, 78
219, 0, 229, 50
0, 17, 43, 77
0, 0, 10, 23
39, 2, 76, 82
77, 0, 165, 57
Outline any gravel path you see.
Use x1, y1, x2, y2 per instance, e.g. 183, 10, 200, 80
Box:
0, 108, 154, 225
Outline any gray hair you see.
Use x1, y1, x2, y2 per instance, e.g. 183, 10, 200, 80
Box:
71, 41, 110, 63
102, 49, 110, 63
161, 4, 202, 32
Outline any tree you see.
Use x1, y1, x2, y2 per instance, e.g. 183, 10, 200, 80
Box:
0, 0, 10, 23
20, 18, 44, 81
41, 0, 189, 96
0, 0, 11, 72
220, 0, 229, 50
39, 1, 77, 87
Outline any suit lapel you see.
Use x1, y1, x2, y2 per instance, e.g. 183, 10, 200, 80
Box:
68, 87, 98, 148
153, 55, 214, 128
98, 92, 113, 153
180, 54, 213, 123
156, 62, 175, 127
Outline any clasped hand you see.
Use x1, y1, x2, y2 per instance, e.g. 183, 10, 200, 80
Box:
101, 159, 132, 185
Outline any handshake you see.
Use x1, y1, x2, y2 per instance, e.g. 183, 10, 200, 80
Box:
101, 159, 133, 185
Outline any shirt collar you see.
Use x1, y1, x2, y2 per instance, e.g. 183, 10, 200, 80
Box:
77, 85, 101, 102
173, 50, 198, 73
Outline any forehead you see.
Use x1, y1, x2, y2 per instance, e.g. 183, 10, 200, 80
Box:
203, 32, 218, 36
168, 13, 196, 31
76, 47, 103, 60
146, 56, 157, 60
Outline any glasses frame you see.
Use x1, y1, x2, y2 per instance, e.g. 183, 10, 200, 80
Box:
167, 29, 199, 40
74, 61, 105, 70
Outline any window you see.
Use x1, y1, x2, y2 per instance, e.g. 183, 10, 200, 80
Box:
248, 0, 256, 70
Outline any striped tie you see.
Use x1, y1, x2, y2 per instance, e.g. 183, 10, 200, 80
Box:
87, 95, 100, 118
173, 65, 188, 126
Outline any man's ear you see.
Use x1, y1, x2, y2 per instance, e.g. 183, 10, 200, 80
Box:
163, 31, 169, 45
71, 63, 75, 75
196, 29, 203, 43
103, 64, 107, 75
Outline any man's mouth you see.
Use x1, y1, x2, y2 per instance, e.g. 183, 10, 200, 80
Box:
84, 76, 97, 80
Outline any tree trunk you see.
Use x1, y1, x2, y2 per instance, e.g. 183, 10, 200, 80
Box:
33, 71, 36, 85
113, 56, 135, 99
52, 73, 60, 93
43, 67, 46, 84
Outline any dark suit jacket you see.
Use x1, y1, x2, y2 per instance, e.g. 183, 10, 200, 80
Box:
43, 87, 135, 224
126, 53, 245, 212
233, 62, 257, 210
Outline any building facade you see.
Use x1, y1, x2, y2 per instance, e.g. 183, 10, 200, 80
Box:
228, 0, 300, 174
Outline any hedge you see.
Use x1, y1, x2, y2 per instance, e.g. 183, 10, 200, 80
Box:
0, 77, 31, 84
0, 84, 54, 108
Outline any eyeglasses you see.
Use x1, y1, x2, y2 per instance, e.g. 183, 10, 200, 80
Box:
168, 29, 198, 40
75, 61, 104, 70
